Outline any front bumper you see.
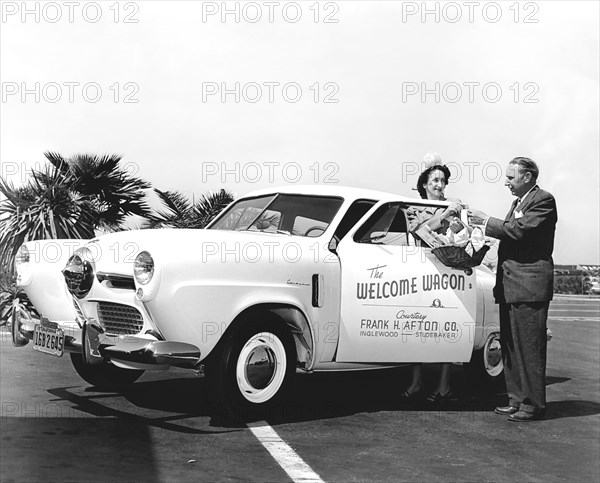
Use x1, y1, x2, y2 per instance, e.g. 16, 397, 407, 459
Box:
12, 312, 202, 370
81, 318, 202, 370
102, 338, 202, 368
11, 309, 83, 352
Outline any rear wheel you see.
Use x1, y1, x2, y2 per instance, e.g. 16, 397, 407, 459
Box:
208, 320, 296, 419
465, 332, 505, 389
70, 353, 144, 390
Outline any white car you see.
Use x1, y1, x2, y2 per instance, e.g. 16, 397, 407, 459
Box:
13, 186, 503, 410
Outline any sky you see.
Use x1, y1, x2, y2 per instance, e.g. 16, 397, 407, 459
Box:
1, 0, 599, 264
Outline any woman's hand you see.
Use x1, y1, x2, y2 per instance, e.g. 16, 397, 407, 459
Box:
443, 202, 463, 219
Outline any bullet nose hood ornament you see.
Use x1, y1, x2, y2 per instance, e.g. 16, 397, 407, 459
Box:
63, 254, 94, 298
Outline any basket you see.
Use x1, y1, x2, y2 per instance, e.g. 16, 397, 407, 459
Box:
431, 244, 490, 270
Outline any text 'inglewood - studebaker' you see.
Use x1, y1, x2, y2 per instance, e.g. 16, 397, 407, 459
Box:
12, 185, 505, 411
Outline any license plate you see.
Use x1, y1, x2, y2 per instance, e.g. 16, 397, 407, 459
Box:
33, 318, 64, 357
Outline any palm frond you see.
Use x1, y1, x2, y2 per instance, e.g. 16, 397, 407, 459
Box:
43, 151, 69, 175
1, 152, 144, 269
140, 189, 234, 229
192, 189, 235, 228
141, 189, 193, 229
43, 152, 152, 229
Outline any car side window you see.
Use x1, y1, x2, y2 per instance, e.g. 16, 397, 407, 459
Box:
353, 203, 413, 246
292, 216, 328, 237
248, 209, 281, 233
332, 199, 377, 243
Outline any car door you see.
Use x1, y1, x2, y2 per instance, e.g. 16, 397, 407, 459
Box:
335, 201, 477, 363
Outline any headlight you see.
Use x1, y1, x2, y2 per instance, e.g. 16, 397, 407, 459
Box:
15, 245, 31, 285
15, 244, 30, 271
134, 251, 154, 285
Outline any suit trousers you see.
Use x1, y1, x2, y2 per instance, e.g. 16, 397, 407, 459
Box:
499, 302, 549, 413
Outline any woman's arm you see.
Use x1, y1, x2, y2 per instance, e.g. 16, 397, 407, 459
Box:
413, 202, 463, 232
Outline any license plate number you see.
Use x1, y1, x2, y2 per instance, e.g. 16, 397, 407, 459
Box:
33, 321, 64, 357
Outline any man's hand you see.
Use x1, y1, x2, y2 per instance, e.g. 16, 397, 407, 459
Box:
467, 209, 488, 226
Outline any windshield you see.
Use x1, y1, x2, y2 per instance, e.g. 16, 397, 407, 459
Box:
209, 194, 344, 237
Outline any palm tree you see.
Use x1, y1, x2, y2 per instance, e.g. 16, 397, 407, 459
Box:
0, 152, 151, 272
44, 152, 151, 231
0, 152, 152, 326
143, 188, 234, 229
0, 274, 38, 327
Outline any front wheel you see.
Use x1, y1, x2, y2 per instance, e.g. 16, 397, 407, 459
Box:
70, 353, 144, 391
208, 322, 296, 418
465, 332, 505, 389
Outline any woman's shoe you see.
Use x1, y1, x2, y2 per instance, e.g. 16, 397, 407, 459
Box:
399, 388, 423, 402
425, 391, 454, 407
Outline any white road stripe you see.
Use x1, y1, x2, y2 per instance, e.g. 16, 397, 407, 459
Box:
551, 303, 600, 306
248, 421, 324, 483
548, 316, 599, 321
549, 309, 600, 313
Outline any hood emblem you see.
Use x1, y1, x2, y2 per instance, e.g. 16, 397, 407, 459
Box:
63, 254, 94, 298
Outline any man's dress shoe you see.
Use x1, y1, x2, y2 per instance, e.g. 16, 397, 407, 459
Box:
494, 406, 519, 415
508, 409, 545, 422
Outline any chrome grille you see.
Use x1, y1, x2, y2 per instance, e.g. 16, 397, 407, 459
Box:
97, 302, 143, 335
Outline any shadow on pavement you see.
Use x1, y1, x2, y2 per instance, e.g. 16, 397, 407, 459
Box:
546, 375, 570, 386
44, 366, 504, 427
1, 414, 161, 482
45, 366, 594, 428
544, 400, 600, 420
47, 386, 242, 434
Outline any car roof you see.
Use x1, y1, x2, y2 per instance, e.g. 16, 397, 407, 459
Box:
243, 185, 450, 206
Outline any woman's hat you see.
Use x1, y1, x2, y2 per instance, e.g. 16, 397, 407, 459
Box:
423, 152, 443, 170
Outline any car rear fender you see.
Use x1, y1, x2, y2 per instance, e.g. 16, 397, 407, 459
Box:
476, 268, 500, 350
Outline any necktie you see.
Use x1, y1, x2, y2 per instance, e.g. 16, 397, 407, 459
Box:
507, 198, 519, 219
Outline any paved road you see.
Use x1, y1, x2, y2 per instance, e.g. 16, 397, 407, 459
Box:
1, 297, 599, 482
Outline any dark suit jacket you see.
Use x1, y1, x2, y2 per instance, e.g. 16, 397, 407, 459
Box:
485, 186, 558, 304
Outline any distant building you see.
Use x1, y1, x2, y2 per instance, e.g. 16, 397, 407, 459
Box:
554, 264, 600, 275
553, 265, 599, 295
578, 265, 600, 273
554, 265, 578, 274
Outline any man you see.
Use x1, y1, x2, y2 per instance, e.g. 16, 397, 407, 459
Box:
468, 157, 557, 422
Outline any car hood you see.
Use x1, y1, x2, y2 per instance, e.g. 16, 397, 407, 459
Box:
81, 228, 322, 275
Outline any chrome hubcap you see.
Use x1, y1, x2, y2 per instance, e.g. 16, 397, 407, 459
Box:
484, 335, 503, 377
245, 346, 276, 390
236, 332, 287, 404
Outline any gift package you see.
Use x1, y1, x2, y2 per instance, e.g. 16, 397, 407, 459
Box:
416, 217, 490, 269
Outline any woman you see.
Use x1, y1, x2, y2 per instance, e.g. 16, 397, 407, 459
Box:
402, 154, 463, 405
406, 157, 462, 236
